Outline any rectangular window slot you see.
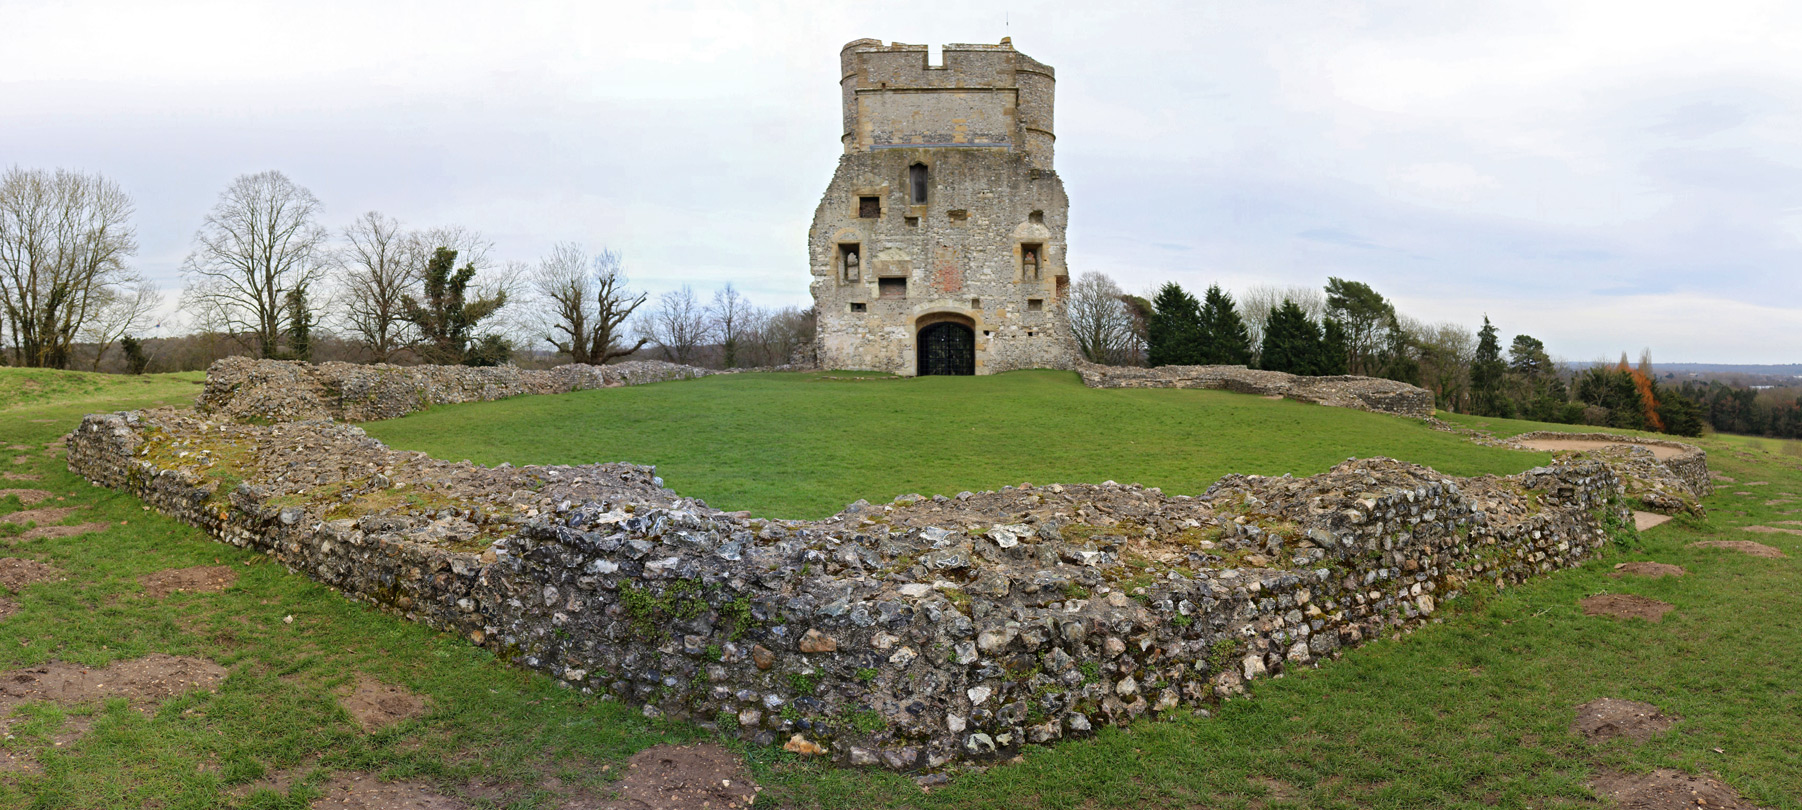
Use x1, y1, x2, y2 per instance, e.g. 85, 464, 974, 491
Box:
910, 163, 929, 203
850, 302, 867, 313
838, 243, 861, 282
905, 216, 919, 227
970, 297, 981, 308
947, 209, 969, 222
1027, 298, 1044, 312
1021, 243, 1044, 281
1055, 274, 1069, 299
878, 277, 907, 299
858, 196, 881, 218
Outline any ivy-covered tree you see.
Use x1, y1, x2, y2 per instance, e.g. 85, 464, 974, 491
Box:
1258, 301, 1323, 375
1469, 316, 1511, 417
1146, 282, 1205, 367
281, 283, 313, 361
402, 247, 508, 366
1197, 284, 1253, 365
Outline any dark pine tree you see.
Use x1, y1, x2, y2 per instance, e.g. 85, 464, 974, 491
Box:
1470, 316, 1511, 417
1197, 284, 1253, 365
1258, 301, 1323, 375
1147, 283, 1205, 367
1318, 318, 1350, 375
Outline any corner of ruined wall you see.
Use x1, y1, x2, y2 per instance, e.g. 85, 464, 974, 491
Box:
1075, 363, 1435, 419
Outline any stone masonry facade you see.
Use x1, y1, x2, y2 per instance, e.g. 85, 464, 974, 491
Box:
812, 38, 1081, 375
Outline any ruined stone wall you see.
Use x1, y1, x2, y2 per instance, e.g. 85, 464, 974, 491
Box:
1079, 363, 1437, 419
70, 407, 1636, 772
196, 356, 715, 423
839, 38, 1054, 168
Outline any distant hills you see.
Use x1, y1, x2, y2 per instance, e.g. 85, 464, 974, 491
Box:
1657, 363, 1802, 376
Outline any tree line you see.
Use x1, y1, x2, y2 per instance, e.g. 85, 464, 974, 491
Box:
1064, 271, 1710, 437
0, 167, 813, 372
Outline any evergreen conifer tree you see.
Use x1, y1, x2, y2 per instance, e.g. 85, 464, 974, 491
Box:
1197, 284, 1253, 365
1146, 283, 1204, 366
1258, 301, 1322, 375
1470, 316, 1510, 417
1318, 318, 1350, 375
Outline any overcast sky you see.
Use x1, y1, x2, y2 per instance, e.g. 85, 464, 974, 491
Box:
6, 0, 1800, 363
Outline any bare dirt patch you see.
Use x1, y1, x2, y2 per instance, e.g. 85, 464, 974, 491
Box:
1516, 438, 1687, 460
1741, 525, 1802, 537
0, 490, 51, 506
1572, 698, 1676, 742
309, 773, 466, 809
0, 654, 225, 772
340, 677, 427, 733
0, 654, 227, 718
0, 473, 38, 482
1580, 594, 1674, 622
1690, 540, 1787, 558
0, 558, 62, 591
595, 743, 757, 810
1610, 562, 1685, 579
1588, 769, 1763, 810
139, 565, 236, 597
0, 598, 16, 621
16, 522, 110, 542
1632, 510, 1672, 531
1, 506, 82, 526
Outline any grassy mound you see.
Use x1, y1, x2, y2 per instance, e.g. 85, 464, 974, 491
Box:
363, 370, 1550, 519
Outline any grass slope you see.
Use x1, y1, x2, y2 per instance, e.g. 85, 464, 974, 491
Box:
2, 370, 1798, 809
363, 370, 1550, 519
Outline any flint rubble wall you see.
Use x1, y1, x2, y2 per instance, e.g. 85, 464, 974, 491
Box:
70, 407, 1632, 772
1507, 431, 1712, 501
1078, 363, 1436, 419
196, 356, 720, 423
200, 357, 1438, 423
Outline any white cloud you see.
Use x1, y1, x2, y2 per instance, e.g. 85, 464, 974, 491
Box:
3, 0, 1799, 362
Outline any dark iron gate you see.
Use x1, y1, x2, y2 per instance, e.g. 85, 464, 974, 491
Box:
917, 322, 975, 376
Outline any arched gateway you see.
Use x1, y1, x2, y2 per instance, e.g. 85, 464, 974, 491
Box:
917, 321, 974, 376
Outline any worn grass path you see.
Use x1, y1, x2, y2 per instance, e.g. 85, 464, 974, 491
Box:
0, 367, 1798, 808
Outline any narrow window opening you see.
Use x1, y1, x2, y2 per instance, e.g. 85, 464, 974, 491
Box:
878, 277, 907, 299
1029, 210, 1045, 224
850, 302, 867, 313
1055, 275, 1069, 299
838, 244, 861, 283
905, 216, 920, 227
1021, 243, 1043, 281
858, 196, 880, 219
970, 297, 981, 308
947, 209, 969, 222
910, 163, 929, 203
1028, 298, 1044, 312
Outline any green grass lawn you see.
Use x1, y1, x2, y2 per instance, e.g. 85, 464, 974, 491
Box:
363, 370, 1552, 519
2, 367, 1799, 809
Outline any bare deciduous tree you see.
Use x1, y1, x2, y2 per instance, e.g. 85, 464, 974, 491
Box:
179, 171, 328, 359
709, 283, 750, 368
78, 280, 164, 370
1065, 271, 1140, 366
336, 211, 414, 361
0, 167, 138, 368
638, 285, 710, 366
1239, 284, 1326, 353
533, 242, 647, 365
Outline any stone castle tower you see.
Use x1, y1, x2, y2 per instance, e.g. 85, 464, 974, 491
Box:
809, 38, 1080, 376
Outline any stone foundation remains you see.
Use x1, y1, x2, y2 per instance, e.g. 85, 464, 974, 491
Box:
197, 356, 715, 423
1078, 363, 1437, 419
71, 404, 1644, 772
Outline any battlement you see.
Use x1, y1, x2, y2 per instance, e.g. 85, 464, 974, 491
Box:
838, 37, 1056, 169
